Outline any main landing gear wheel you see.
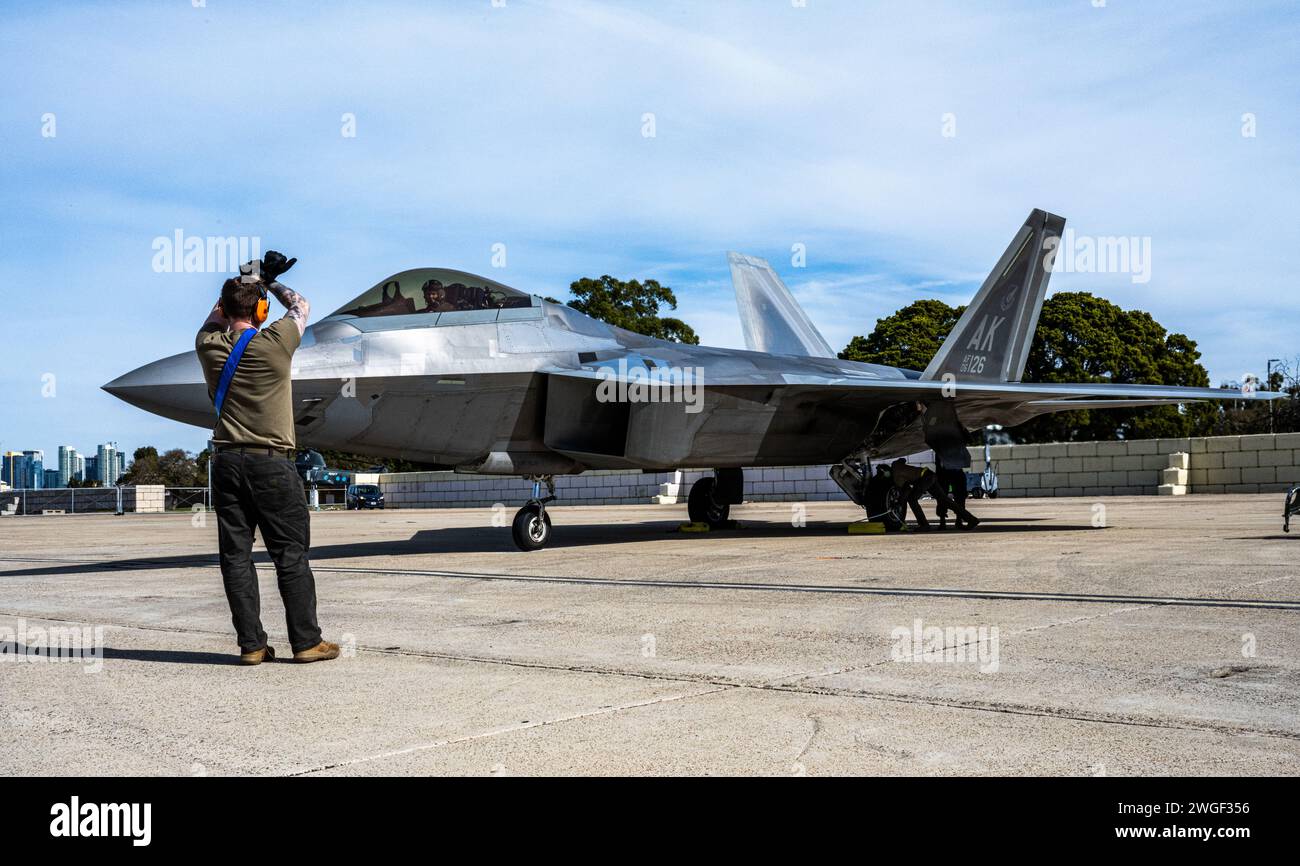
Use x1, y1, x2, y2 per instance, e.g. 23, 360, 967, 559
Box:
687, 476, 730, 528
881, 485, 907, 531
512, 504, 552, 551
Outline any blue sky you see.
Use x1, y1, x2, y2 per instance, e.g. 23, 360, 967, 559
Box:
2, 0, 1297, 460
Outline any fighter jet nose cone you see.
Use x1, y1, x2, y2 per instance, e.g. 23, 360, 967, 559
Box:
103, 361, 162, 400
102, 370, 135, 397
102, 351, 214, 427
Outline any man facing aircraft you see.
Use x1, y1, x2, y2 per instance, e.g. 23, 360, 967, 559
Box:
196, 251, 339, 666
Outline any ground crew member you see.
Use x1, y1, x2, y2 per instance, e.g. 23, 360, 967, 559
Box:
934, 466, 970, 529
888, 459, 940, 531
920, 400, 978, 530
196, 251, 339, 665
889, 457, 980, 532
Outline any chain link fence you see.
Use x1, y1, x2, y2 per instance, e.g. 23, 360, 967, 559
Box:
0, 487, 213, 516
166, 488, 211, 512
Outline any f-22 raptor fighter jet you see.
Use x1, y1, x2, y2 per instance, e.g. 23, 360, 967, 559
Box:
105, 210, 1272, 549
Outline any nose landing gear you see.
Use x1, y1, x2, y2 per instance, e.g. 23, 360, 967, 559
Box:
512, 475, 555, 551
830, 455, 907, 531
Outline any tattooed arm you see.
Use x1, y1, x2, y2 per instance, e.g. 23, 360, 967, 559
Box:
268, 280, 311, 336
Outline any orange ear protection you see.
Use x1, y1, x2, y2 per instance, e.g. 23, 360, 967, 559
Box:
220, 278, 270, 327
253, 284, 270, 327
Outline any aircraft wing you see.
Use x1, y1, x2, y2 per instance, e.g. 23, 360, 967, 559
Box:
548, 363, 1265, 403
543, 362, 1277, 463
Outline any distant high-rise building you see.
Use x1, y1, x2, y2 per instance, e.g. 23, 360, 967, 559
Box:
117, 450, 127, 480
97, 443, 120, 486
22, 450, 44, 489
74, 453, 86, 482
1, 452, 18, 487
44, 468, 61, 489
84, 456, 99, 485
57, 446, 78, 487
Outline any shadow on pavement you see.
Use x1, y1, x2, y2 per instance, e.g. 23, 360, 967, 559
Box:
0, 516, 1098, 578
0, 642, 236, 666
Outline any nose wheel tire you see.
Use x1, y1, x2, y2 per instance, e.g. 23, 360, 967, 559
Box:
687, 476, 731, 528
512, 504, 553, 551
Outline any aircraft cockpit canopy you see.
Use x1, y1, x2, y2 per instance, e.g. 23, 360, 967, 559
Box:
329, 268, 537, 320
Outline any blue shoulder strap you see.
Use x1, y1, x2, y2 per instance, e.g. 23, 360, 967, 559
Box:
213, 328, 257, 418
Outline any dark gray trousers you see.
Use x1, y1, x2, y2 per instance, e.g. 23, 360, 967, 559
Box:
213, 451, 322, 653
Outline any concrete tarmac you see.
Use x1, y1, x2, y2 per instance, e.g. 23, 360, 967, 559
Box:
1, 494, 1297, 776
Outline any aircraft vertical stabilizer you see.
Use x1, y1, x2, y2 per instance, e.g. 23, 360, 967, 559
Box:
728, 252, 836, 359
921, 209, 1066, 383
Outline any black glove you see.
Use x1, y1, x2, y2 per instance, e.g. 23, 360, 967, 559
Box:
237, 251, 297, 281
261, 250, 297, 283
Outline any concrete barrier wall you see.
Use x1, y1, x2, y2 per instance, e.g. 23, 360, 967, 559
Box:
365, 434, 1300, 508
134, 485, 166, 513
977, 433, 1300, 498
368, 461, 921, 509
364, 470, 671, 509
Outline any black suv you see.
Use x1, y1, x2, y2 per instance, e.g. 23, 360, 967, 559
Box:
345, 484, 385, 510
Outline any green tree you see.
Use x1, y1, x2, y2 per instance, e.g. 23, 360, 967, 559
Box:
839, 299, 964, 371
1017, 293, 1215, 441
157, 448, 200, 487
121, 446, 204, 487
566, 275, 699, 344
121, 446, 162, 485
194, 447, 210, 487
840, 292, 1217, 442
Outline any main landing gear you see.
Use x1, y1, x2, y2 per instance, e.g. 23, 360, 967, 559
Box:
830, 455, 907, 531
512, 475, 555, 551
687, 468, 744, 529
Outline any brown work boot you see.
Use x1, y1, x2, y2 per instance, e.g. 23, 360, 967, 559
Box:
293, 641, 340, 663
240, 645, 276, 666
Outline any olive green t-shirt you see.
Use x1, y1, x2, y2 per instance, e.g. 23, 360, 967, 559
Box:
195, 318, 302, 451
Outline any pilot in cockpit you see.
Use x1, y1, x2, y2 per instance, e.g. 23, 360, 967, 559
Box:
420, 279, 457, 313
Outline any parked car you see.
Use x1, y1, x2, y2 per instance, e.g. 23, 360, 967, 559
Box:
346, 484, 385, 510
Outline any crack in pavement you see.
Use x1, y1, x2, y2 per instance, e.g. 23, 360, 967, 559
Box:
764, 602, 1158, 692
286, 685, 732, 776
